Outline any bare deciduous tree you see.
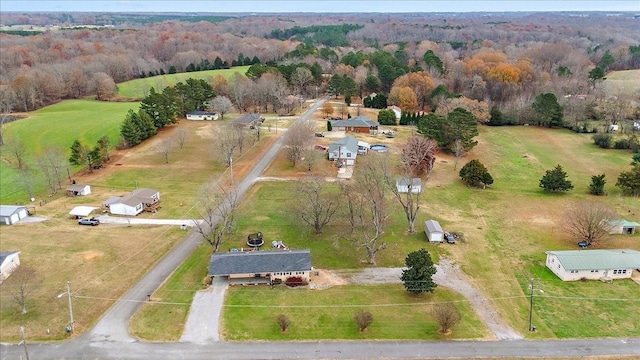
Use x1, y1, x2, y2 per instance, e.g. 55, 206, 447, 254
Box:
284, 122, 313, 167
432, 303, 461, 334
294, 177, 339, 235
213, 124, 239, 167
385, 137, 436, 233
564, 201, 616, 245
453, 139, 466, 170
157, 137, 173, 164
193, 180, 239, 252
230, 73, 252, 112
354, 310, 373, 332
291, 67, 313, 96
0, 86, 16, 146
302, 148, 320, 172
8, 266, 37, 314
209, 95, 234, 120
321, 102, 334, 118
342, 155, 389, 265
174, 127, 188, 150
7, 135, 27, 170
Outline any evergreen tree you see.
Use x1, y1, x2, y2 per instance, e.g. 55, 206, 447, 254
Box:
589, 174, 606, 195
488, 106, 504, 126
120, 110, 142, 147
423, 50, 444, 76
377, 109, 396, 125
401, 249, 437, 295
168, 65, 177, 74
459, 159, 493, 188
444, 108, 479, 153
532, 93, 563, 127
539, 164, 574, 192
616, 165, 640, 196
69, 140, 89, 167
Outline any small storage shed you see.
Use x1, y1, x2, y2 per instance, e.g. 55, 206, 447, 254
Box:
606, 219, 640, 235
424, 220, 444, 243
0, 251, 21, 283
0, 205, 29, 225
66, 184, 91, 196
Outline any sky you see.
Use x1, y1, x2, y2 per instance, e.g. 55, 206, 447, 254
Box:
2, 0, 639, 13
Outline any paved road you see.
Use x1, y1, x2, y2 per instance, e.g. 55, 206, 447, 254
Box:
2, 337, 640, 359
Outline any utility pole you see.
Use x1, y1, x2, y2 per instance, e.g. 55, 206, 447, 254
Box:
57, 281, 74, 333
19, 326, 30, 360
528, 277, 534, 332
229, 155, 233, 186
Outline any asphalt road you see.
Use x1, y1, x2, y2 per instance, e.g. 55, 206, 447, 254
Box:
3, 99, 640, 359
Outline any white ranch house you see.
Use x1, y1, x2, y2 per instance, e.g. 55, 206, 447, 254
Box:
545, 249, 640, 281
208, 249, 312, 285
104, 188, 160, 216
424, 220, 444, 243
186, 111, 219, 121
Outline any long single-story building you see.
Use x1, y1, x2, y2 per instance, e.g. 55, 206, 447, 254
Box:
605, 219, 640, 235
424, 220, 443, 243
330, 116, 379, 134
232, 113, 262, 127
0, 251, 21, 283
186, 111, 219, 121
208, 249, 312, 285
545, 249, 640, 281
0, 205, 29, 225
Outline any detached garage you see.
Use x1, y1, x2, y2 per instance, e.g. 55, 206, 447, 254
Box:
424, 220, 443, 243
0, 205, 29, 225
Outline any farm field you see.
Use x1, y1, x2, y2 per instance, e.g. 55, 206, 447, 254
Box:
115, 66, 249, 99
0, 100, 139, 204
602, 69, 640, 96
135, 109, 639, 340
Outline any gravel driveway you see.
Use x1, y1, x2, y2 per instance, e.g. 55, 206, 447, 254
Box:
96, 214, 202, 226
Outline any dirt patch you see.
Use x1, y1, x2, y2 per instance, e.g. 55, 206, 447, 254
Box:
310, 268, 348, 289
77, 251, 103, 261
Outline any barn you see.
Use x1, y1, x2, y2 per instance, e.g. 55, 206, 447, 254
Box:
424, 220, 443, 243
0, 205, 29, 225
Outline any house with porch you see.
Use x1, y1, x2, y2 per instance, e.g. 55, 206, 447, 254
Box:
186, 111, 219, 121
104, 188, 160, 216
328, 136, 359, 166
232, 113, 262, 127
330, 116, 379, 134
545, 249, 640, 281
208, 249, 312, 285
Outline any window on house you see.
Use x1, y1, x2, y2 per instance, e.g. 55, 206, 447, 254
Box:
346, 153, 352, 157
570, 270, 578, 274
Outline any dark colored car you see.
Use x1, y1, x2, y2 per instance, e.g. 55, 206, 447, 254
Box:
577, 241, 589, 248
78, 217, 100, 226
444, 232, 455, 244
315, 132, 325, 137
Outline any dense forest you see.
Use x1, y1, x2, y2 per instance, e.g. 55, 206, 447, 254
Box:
0, 11, 638, 129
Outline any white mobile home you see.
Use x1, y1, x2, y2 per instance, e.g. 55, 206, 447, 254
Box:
424, 220, 443, 243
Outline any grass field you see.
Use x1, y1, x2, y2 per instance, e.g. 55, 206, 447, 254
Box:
222, 284, 487, 341
0, 100, 139, 203
603, 69, 640, 95
115, 66, 249, 99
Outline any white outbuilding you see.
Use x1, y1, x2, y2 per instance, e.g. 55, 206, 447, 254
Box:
424, 220, 443, 243
0, 205, 29, 225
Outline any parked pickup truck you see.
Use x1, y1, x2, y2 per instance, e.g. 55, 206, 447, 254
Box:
78, 217, 100, 226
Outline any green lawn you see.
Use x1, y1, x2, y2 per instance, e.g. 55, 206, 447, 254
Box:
222, 284, 487, 340
0, 100, 139, 203
116, 66, 249, 99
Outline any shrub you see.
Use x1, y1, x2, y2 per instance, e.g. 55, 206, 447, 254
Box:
592, 133, 612, 148
285, 276, 307, 287
614, 138, 631, 149
459, 159, 493, 188
589, 174, 606, 195
539, 164, 573, 192
354, 310, 373, 332
432, 303, 461, 334
276, 314, 291, 332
